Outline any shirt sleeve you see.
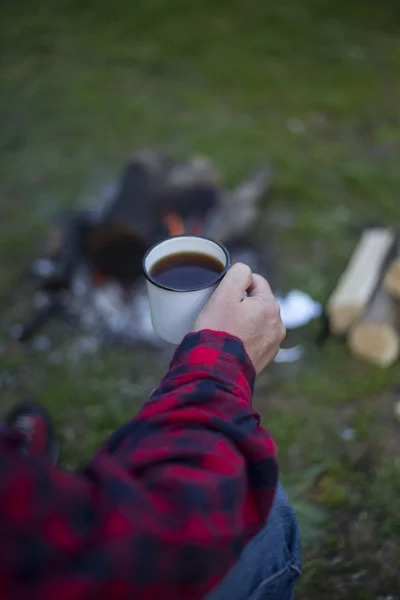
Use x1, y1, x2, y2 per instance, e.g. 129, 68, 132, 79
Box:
0, 330, 278, 600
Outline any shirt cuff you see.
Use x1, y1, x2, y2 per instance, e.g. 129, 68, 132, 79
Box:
171, 330, 256, 394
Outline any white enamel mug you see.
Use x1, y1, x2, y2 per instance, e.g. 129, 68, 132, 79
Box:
143, 235, 230, 344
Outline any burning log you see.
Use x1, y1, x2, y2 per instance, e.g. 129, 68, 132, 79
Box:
326, 229, 396, 334
165, 155, 220, 189
87, 155, 222, 280
204, 166, 274, 243
160, 185, 219, 235
157, 156, 221, 235
348, 284, 400, 367
88, 154, 271, 270
33, 212, 90, 292
87, 160, 160, 284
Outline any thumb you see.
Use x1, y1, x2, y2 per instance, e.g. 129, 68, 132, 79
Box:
214, 262, 253, 302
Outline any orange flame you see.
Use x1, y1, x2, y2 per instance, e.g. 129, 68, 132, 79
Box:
164, 212, 185, 237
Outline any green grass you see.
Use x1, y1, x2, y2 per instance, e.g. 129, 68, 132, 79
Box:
1, 0, 400, 597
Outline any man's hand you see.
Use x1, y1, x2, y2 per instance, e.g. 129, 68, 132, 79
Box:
194, 263, 285, 374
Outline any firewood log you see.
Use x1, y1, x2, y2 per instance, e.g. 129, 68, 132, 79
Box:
348, 284, 400, 367
204, 166, 274, 243
155, 156, 221, 233
384, 256, 400, 300
165, 156, 220, 189
87, 160, 160, 283
98, 159, 160, 241
327, 229, 396, 334
36, 212, 90, 291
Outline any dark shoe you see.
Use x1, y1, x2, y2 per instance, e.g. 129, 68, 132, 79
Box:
5, 402, 59, 465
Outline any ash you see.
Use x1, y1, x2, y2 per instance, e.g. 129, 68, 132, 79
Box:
68, 239, 268, 349
69, 266, 165, 349
23, 241, 270, 355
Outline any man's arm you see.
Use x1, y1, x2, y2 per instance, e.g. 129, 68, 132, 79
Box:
0, 331, 277, 600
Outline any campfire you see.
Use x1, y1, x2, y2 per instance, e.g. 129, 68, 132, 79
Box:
17, 152, 273, 347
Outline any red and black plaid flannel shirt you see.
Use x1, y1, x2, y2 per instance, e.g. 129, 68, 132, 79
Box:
0, 330, 277, 600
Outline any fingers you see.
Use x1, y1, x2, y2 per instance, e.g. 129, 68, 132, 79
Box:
247, 273, 273, 299
215, 263, 253, 301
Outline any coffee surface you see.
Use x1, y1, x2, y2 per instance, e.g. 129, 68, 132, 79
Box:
150, 251, 224, 290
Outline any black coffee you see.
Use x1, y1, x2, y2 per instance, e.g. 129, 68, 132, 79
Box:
150, 251, 224, 290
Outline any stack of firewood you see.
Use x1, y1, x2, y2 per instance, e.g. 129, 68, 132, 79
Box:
326, 229, 400, 367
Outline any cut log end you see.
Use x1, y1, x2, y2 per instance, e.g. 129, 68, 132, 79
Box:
329, 306, 364, 335
349, 322, 400, 367
384, 258, 400, 300
326, 229, 396, 334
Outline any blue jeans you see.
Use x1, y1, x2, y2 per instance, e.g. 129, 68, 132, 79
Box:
207, 485, 301, 600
